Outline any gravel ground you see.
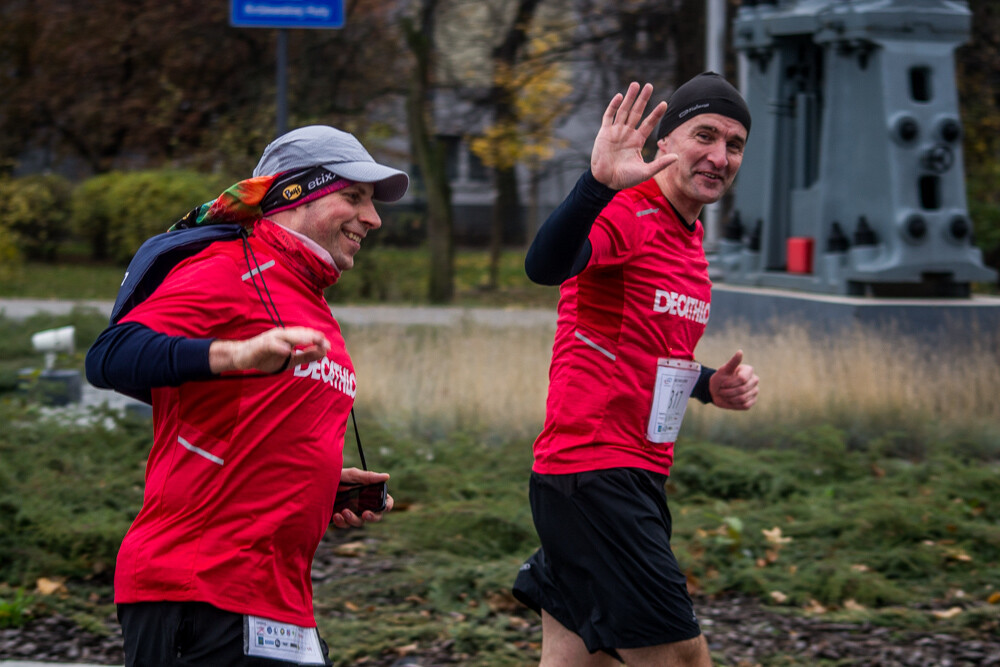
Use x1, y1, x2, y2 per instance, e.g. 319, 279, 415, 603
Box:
4, 529, 999, 666
4, 596, 999, 666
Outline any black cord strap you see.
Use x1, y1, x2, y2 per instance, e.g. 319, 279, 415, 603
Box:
350, 407, 368, 470
240, 228, 369, 470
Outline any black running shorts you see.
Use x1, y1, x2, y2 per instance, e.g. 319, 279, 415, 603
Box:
512, 467, 702, 656
118, 601, 332, 667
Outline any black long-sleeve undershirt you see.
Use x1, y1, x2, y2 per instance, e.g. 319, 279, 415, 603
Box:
85, 321, 215, 405
524, 170, 616, 285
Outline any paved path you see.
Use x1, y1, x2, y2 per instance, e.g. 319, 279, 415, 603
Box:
6, 297, 557, 416
0, 298, 556, 328
5, 297, 559, 429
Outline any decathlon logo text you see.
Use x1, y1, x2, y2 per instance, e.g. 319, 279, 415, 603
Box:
293, 358, 357, 398
653, 289, 710, 324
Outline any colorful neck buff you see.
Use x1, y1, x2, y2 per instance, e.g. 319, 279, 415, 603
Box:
168, 167, 354, 232
169, 175, 276, 231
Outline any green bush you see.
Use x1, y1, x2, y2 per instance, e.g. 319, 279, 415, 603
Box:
968, 197, 1000, 283
72, 169, 231, 264
0, 586, 33, 629
673, 437, 1000, 613
394, 509, 535, 560
0, 173, 74, 261
966, 165, 1000, 285
378, 206, 427, 247
70, 172, 122, 261
0, 223, 22, 284
0, 400, 149, 584
672, 441, 800, 501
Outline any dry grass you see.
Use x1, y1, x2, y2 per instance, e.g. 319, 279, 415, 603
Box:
346, 318, 1000, 446
348, 322, 555, 440
688, 321, 1000, 442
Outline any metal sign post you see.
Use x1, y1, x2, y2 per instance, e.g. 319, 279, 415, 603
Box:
701, 0, 729, 250
230, 0, 345, 137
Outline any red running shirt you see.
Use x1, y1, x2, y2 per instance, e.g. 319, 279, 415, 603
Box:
115, 220, 352, 627
532, 178, 711, 476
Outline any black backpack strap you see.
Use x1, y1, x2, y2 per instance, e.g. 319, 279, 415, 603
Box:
110, 224, 246, 324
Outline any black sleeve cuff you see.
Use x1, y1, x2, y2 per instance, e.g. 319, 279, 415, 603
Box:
692, 366, 716, 404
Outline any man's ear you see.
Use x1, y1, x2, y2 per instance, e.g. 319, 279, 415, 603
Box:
655, 134, 672, 156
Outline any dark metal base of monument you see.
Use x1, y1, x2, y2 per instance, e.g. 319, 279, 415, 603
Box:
846, 278, 973, 299
18, 369, 84, 406
708, 283, 1000, 346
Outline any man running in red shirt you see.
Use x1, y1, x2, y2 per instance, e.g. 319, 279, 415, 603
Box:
87, 126, 406, 666
513, 76, 760, 666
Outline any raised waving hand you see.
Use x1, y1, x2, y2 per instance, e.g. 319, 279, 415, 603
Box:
590, 82, 677, 190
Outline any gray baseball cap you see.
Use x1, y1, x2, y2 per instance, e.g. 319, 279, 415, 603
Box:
253, 125, 409, 203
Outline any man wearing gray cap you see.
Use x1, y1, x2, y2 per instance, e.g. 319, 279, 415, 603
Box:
86, 125, 408, 666
513, 76, 760, 666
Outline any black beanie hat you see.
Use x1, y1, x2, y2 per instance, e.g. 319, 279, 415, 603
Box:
656, 71, 751, 141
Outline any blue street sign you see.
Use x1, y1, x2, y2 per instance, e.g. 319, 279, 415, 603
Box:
230, 0, 344, 29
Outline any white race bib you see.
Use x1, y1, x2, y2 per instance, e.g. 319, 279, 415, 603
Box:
646, 358, 701, 444
244, 615, 326, 664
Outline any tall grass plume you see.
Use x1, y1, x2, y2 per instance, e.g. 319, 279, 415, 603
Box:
347, 322, 554, 440
348, 318, 1000, 454
688, 320, 1000, 449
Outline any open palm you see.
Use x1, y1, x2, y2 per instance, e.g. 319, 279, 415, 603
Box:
590, 82, 677, 190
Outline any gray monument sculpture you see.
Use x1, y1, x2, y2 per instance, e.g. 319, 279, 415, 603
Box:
717, 0, 997, 297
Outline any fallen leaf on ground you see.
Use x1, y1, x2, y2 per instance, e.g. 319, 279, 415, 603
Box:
333, 541, 368, 557
804, 599, 827, 614
35, 577, 67, 596
508, 615, 531, 629
762, 526, 792, 545
393, 643, 419, 656
486, 590, 521, 613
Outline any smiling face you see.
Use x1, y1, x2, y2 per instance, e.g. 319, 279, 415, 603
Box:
654, 112, 747, 222
271, 182, 381, 271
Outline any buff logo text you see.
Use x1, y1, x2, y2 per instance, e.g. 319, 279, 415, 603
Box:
283, 184, 303, 201
653, 289, 710, 324
307, 172, 335, 190
293, 358, 357, 398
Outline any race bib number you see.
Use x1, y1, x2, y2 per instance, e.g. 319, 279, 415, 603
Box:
646, 358, 701, 444
244, 615, 326, 664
